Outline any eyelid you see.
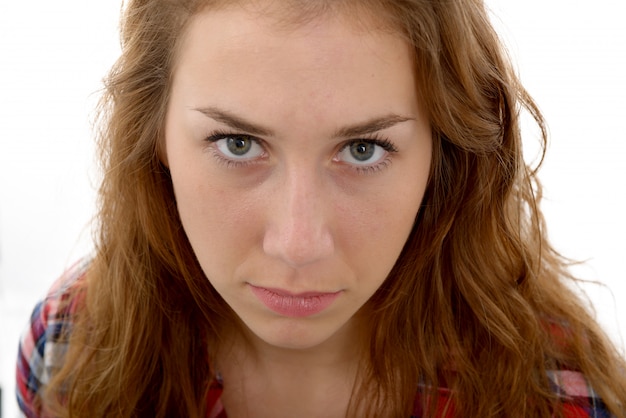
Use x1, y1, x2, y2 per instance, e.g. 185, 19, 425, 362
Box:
204, 130, 398, 173
337, 135, 398, 157
335, 135, 398, 174
345, 135, 398, 153
205, 130, 262, 144
205, 130, 267, 166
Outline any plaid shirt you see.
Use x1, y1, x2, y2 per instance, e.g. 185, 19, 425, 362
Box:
17, 261, 614, 417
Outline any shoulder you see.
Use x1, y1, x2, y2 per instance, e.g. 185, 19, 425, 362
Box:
412, 368, 613, 418
16, 259, 90, 418
543, 320, 617, 416
547, 369, 613, 417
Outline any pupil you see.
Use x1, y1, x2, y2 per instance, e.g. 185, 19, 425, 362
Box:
227, 136, 251, 156
350, 142, 374, 161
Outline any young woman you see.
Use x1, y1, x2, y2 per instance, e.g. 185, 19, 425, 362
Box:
16, 0, 626, 416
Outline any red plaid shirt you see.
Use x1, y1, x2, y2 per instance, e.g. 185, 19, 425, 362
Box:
17, 261, 614, 417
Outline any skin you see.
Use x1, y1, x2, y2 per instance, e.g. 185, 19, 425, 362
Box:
164, 5, 432, 415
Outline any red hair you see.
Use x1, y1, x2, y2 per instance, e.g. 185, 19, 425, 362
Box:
44, 0, 626, 417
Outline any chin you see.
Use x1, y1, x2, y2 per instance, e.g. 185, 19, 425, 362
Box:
243, 315, 353, 351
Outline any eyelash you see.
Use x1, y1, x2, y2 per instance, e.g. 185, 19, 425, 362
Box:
204, 130, 398, 173
204, 130, 265, 169
346, 134, 397, 173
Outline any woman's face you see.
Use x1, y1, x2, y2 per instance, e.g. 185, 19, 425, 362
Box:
165, 6, 432, 350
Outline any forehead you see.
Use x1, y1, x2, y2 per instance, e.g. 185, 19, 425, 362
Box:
175, 4, 413, 80
177, 0, 403, 64
170, 4, 419, 129
193, 0, 393, 31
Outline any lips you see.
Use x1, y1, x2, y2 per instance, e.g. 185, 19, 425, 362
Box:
249, 285, 341, 318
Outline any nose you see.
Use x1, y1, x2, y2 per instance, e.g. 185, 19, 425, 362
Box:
262, 165, 335, 268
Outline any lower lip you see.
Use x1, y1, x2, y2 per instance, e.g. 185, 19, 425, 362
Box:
249, 285, 341, 318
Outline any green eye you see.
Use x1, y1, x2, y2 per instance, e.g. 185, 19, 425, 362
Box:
214, 135, 265, 160
337, 140, 387, 166
226, 136, 253, 156
349, 142, 376, 161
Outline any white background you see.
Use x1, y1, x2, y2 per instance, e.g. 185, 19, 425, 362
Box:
0, 1, 624, 417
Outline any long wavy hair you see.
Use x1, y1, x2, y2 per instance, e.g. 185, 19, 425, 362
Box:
45, 0, 626, 417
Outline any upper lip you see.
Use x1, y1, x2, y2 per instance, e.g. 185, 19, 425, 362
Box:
248, 284, 341, 298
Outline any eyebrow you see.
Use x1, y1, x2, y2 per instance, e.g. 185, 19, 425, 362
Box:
332, 114, 414, 138
194, 106, 414, 138
194, 106, 274, 136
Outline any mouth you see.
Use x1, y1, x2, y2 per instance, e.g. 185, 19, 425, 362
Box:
248, 284, 342, 318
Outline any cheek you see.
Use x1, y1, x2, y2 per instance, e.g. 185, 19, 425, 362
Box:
179, 184, 260, 247
168, 156, 263, 280
334, 189, 421, 281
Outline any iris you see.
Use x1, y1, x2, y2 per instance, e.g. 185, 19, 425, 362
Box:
226, 136, 253, 156
350, 142, 375, 161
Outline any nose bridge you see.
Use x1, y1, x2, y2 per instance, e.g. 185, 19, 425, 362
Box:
263, 161, 334, 267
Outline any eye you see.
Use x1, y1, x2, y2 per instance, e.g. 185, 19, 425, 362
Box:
209, 134, 265, 160
336, 139, 396, 166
